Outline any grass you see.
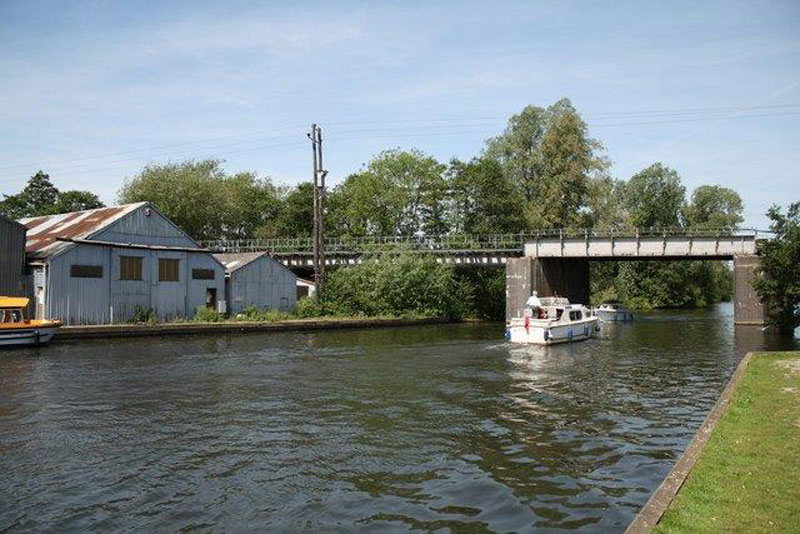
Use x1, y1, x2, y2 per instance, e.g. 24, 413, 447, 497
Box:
655, 351, 800, 533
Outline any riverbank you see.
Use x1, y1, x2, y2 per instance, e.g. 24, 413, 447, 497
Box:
57, 316, 455, 340
631, 351, 800, 532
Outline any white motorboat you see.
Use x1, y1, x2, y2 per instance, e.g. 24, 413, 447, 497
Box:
594, 301, 634, 322
0, 297, 61, 347
505, 293, 598, 345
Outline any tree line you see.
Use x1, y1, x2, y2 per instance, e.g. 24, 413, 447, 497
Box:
5, 98, 795, 320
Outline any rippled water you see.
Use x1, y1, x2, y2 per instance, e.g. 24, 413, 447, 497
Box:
1, 303, 796, 532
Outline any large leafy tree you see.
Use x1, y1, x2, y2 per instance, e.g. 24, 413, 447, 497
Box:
260, 182, 315, 238
0, 171, 104, 219
447, 157, 524, 235
625, 163, 686, 229
684, 185, 744, 229
118, 160, 280, 241
754, 202, 800, 333
485, 99, 607, 229
328, 149, 447, 236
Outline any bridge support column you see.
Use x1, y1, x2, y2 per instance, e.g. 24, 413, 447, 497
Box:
733, 254, 765, 325
506, 257, 590, 320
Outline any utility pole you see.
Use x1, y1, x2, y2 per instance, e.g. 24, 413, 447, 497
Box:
308, 124, 328, 301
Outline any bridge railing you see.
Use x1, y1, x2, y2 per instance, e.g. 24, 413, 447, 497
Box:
199, 227, 761, 255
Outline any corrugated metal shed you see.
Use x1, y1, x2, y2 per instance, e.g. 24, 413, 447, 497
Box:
215, 252, 297, 314
19, 202, 226, 325
0, 214, 26, 296
20, 202, 147, 259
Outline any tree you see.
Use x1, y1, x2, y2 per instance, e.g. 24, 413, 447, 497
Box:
625, 163, 686, 229
119, 160, 225, 240
485, 99, 607, 229
684, 185, 744, 229
327, 149, 447, 236
0, 171, 105, 218
585, 176, 627, 230
754, 202, 800, 333
53, 190, 105, 214
447, 157, 524, 234
119, 160, 280, 241
260, 182, 315, 238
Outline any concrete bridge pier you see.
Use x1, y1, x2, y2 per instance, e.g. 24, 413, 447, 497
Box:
733, 255, 765, 325
505, 257, 590, 320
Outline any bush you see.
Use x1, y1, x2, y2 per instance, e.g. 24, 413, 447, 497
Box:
292, 296, 331, 318
237, 305, 293, 322
130, 305, 158, 324
194, 306, 224, 322
322, 250, 467, 319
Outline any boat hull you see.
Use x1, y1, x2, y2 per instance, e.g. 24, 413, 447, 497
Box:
0, 326, 59, 347
506, 318, 598, 345
596, 309, 634, 322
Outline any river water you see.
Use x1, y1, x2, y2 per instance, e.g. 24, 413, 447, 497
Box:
1, 303, 797, 532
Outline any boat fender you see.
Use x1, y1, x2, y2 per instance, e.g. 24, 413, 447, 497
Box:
34, 329, 40, 347
568, 329, 573, 341
544, 329, 549, 341
504, 328, 511, 342
595, 323, 601, 332
584, 325, 589, 337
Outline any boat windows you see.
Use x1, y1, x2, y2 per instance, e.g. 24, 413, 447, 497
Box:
2, 309, 23, 323
569, 310, 582, 321
555, 309, 564, 320
120, 256, 143, 281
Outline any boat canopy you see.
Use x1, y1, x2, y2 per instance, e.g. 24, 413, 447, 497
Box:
0, 297, 29, 309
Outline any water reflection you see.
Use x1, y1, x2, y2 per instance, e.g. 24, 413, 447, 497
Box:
0, 303, 796, 532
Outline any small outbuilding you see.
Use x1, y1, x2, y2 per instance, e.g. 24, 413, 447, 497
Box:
0, 214, 26, 297
214, 252, 297, 315
19, 202, 226, 325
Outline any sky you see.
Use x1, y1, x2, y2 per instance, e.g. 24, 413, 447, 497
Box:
1, 0, 799, 228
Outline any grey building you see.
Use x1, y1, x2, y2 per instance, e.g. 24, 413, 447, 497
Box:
214, 252, 297, 315
19, 202, 226, 325
0, 214, 26, 296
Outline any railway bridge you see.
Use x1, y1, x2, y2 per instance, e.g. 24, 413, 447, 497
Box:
201, 228, 766, 325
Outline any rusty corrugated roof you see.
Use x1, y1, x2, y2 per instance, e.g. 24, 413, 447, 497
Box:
18, 202, 147, 259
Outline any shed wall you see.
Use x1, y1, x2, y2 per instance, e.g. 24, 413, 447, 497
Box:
92, 205, 197, 248
228, 256, 297, 314
46, 245, 225, 324
0, 216, 26, 295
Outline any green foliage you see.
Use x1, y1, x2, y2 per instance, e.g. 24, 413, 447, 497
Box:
754, 202, 800, 333
456, 267, 506, 320
260, 182, 315, 238
0, 171, 104, 218
118, 160, 280, 241
447, 158, 524, 234
484, 98, 607, 229
328, 149, 448, 236
194, 306, 224, 322
130, 305, 158, 324
684, 185, 744, 229
292, 296, 331, 318
625, 163, 686, 228
236, 305, 293, 322
322, 250, 468, 319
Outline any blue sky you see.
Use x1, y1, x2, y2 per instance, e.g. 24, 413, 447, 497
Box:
1, 0, 798, 228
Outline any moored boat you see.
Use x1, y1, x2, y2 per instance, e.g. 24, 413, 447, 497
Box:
0, 297, 61, 347
505, 293, 598, 345
594, 300, 634, 322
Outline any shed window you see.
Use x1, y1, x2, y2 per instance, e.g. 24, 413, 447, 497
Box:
70, 265, 103, 278
159, 258, 180, 282
120, 256, 143, 280
192, 268, 215, 280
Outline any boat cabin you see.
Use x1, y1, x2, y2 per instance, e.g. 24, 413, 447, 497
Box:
1, 297, 29, 325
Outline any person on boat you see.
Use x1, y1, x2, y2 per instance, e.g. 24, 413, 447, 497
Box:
525, 291, 547, 319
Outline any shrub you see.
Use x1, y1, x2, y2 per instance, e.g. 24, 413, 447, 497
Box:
194, 306, 224, 322
130, 305, 158, 324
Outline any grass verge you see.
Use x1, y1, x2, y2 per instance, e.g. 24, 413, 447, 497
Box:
655, 351, 800, 533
